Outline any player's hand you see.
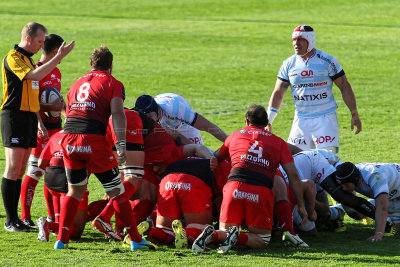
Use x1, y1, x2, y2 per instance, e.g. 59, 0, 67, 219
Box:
38, 121, 48, 138
351, 111, 362, 134
210, 156, 218, 172
367, 232, 383, 242
297, 205, 309, 226
266, 123, 272, 132
57, 40, 75, 59
51, 96, 64, 111
115, 140, 126, 166
309, 210, 317, 222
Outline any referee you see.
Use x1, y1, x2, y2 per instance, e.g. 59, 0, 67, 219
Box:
1, 22, 74, 232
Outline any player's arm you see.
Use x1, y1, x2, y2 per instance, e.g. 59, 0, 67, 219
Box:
368, 193, 388, 242
193, 114, 228, 142
282, 161, 308, 224
111, 97, 127, 165
182, 144, 213, 159
333, 74, 362, 134
287, 143, 303, 155
36, 112, 48, 138
40, 97, 65, 112
320, 173, 376, 218
266, 79, 290, 131
26, 41, 75, 81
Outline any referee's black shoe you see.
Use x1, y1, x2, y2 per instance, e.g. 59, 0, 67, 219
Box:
4, 219, 30, 232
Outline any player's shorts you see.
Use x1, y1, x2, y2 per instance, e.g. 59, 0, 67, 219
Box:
177, 124, 203, 144
287, 112, 339, 151
388, 200, 400, 224
31, 128, 62, 157
1, 109, 38, 148
61, 133, 117, 175
157, 173, 212, 218
219, 180, 274, 229
292, 204, 316, 231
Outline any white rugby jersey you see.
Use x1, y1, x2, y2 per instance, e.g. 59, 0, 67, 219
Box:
279, 150, 336, 185
355, 163, 400, 201
154, 93, 197, 131
278, 49, 344, 117
314, 149, 343, 167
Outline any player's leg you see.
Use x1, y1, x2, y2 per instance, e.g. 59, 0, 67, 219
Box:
273, 175, 296, 235
287, 115, 315, 150
312, 112, 339, 154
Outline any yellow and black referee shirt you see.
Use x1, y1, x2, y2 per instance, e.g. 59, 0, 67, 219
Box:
1, 45, 40, 112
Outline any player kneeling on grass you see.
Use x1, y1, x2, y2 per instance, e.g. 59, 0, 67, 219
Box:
130, 158, 230, 249
192, 105, 308, 254
335, 162, 400, 242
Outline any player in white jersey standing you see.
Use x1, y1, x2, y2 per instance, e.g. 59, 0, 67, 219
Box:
267, 25, 362, 153
336, 162, 400, 242
135, 93, 227, 145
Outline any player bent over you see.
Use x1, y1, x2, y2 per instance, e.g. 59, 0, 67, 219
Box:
192, 105, 308, 253
55, 46, 153, 250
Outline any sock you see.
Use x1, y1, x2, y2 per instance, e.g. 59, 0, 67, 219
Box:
1, 178, 17, 224
14, 179, 22, 220
20, 175, 39, 221
97, 200, 115, 222
112, 194, 141, 242
274, 200, 295, 235
122, 180, 135, 198
57, 196, 79, 243
132, 199, 154, 223
87, 199, 108, 222
43, 184, 55, 219
147, 227, 174, 244
49, 222, 59, 233
237, 232, 249, 245
184, 227, 202, 241
53, 194, 62, 223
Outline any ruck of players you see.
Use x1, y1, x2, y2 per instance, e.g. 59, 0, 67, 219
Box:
1, 22, 398, 254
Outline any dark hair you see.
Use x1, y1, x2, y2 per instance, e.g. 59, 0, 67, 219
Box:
43, 34, 64, 55
134, 95, 159, 114
90, 45, 113, 71
335, 162, 360, 185
22, 22, 47, 38
245, 104, 269, 127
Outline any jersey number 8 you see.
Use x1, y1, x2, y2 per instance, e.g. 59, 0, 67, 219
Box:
77, 82, 90, 102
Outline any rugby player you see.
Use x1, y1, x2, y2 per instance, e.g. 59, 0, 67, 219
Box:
267, 25, 361, 153
336, 162, 400, 242
134, 93, 227, 145
20, 34, 66, 229
192, 105, 308, 254
55, 46, 153, 251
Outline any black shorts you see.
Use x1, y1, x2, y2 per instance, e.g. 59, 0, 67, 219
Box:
1, 109, 38, 148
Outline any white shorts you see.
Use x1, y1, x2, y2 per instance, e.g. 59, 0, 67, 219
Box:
292, 205, 315, 232
177, 124, 203, 144
287, 112, 339, 151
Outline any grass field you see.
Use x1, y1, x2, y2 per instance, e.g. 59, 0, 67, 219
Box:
0, 0, 400, 266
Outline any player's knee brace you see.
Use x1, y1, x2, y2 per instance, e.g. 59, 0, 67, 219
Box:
95, 167, 125, 196
258, 234, 271, 245
26, 165, 44, 181
123, 166, 144, 179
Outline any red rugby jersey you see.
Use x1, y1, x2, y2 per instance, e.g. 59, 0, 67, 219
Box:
64, 70, 125, 134
219, 125, 293, 188
40, 131, 65, 168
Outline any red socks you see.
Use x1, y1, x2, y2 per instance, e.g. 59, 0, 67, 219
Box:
184, 227, 202, 241
147, 227, 174, 244
132, 199, 154, 223
274, 200, 295, 235
57, 196, 80, 243
20, 175, 38, 220
112, 194, 141, 242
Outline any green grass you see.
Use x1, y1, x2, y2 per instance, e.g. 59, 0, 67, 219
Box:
0, 0, 400, 265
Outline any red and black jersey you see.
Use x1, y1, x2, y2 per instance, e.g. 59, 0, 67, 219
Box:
37, 62, 62, 129
64, 70, 125, 135
219, 125, 293, 188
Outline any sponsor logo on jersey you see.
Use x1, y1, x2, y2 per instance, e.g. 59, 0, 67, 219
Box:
232, 189, 259, 203
293, 92, 328, 101
239, 130, 271, 136
288, 137, 307, 145
313, 136, 335, 144
240, 154, 269, 167
54, 151, 63, 158
70, 101, 96, 109
42, 81, 52, 87
301, 70, 314, 78
315, 168, 325, 182
66, 144, 92, 154
292, 81, 328, 89
51, 74, 56, 79
189, 137, 202, 144
165, 181, 192, 191
11, 137, 19, 144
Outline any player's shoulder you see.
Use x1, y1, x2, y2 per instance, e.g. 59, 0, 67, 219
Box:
313, 49, 337, 64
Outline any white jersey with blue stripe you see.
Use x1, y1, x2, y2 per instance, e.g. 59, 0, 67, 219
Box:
278, 49, 344, 117
355, 163, 400, 201
154, 93, 197, 131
